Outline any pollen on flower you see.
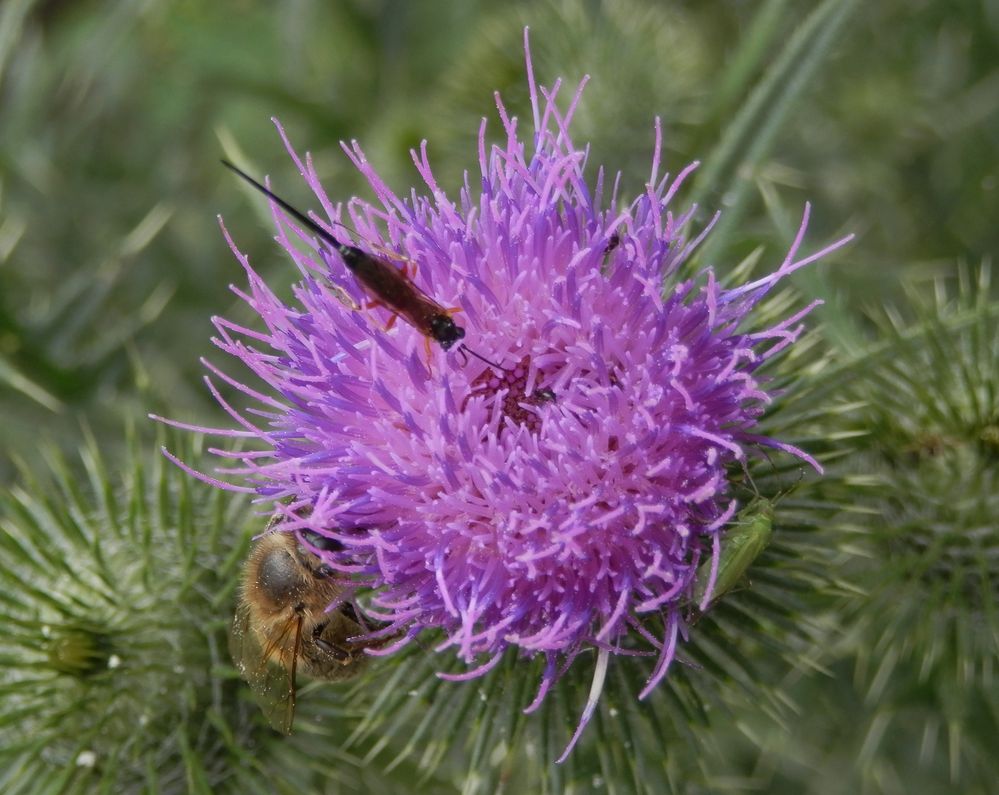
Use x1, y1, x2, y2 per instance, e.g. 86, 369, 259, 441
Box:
462, 356, 556, 435
158, 28, 852, 761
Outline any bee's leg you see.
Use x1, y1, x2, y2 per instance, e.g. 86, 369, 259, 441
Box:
314, 635, 352, 662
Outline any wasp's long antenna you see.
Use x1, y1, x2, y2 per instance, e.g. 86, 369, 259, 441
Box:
222, 159, 353, 257
457, 344, 507, 371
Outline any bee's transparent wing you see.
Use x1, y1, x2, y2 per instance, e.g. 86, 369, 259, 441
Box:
229, 601, 299, 734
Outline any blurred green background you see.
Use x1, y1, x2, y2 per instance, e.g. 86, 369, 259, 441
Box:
1, 1, 997, 793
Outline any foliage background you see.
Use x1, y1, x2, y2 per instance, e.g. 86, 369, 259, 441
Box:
0, 1, 996, 793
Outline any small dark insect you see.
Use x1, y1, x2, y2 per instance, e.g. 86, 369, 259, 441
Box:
223, 160, 496, 367
459, 354, 558, 433
604, 233, 620, 254
230, 520, 384, 733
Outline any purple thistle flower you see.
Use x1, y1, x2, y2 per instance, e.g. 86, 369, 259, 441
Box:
158, 32, 851, 759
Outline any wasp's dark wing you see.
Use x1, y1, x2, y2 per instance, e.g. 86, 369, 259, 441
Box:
229, 601, 301, 734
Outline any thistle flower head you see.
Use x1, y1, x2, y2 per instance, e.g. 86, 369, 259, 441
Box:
162, 34, 850, 757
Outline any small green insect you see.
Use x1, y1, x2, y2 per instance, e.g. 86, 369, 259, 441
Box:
693, 498, 775, 609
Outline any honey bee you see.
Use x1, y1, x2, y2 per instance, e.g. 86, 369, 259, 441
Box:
230, 520, 374, 733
